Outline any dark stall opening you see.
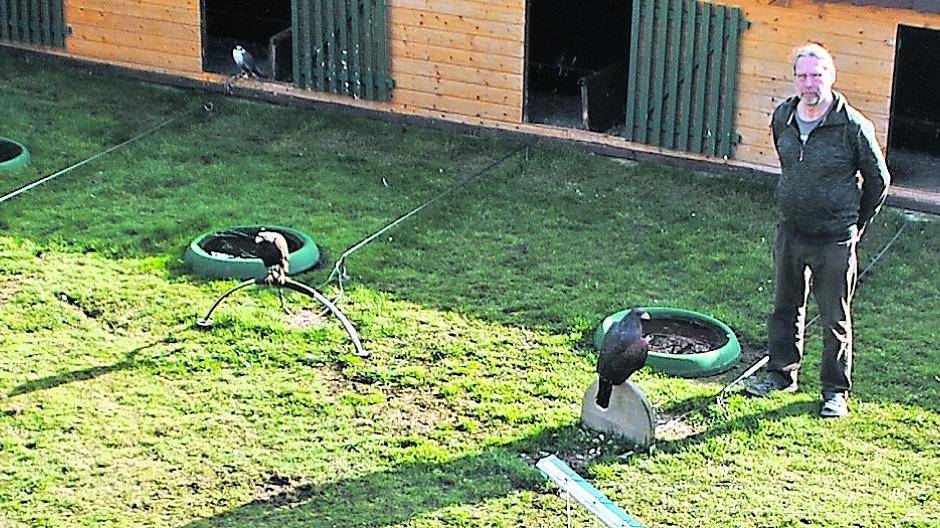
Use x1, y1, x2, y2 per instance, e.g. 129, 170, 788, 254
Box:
525, 0, 631, 132
887, 24, 940, 190
201, 0, 293, 81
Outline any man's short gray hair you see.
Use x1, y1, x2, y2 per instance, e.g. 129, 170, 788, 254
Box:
793, 43, 836, 74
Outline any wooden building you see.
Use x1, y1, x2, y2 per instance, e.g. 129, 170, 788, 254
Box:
2, 0, 939, 204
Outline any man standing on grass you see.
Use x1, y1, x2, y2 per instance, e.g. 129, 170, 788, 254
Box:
746, 43, 891, 418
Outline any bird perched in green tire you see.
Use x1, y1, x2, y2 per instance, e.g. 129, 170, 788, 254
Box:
254, 230, 290, 285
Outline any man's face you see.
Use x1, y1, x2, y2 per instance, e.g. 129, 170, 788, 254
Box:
793, 55, 834, 107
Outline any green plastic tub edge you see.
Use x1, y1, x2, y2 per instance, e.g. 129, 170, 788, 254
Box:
184, 225, 320, 279
594, 306, 741, 378
0, 137, 31, 172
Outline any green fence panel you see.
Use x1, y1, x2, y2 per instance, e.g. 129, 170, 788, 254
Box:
338, 0, 351, 96
623, 0, 748, 158
718, 6, 742, 157
635, 0, 655, 144
324, 0, 337, 93
623, 0, 642, 140
649, 0, 669, 146
0, 0, 8, 41
0, 0, 64, 47
9, 0, 18, 42
313, 0, 326, 91
29, 0, 38, 45
690, 5, 710, 154
19, 0, 26, 43
293, 0, 391, 101
372, 0, 389, 101
39, 0, 49, 45
676, 0, 696, 152
51, 0, 63, 47
17, 0, 25, 42
663, 0, 683, 150
348, 0, 361, 98
705, 4, 724, 156
361, 0, 374, 100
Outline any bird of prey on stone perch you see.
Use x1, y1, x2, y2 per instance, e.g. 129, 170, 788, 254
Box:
596, 308, 651, 409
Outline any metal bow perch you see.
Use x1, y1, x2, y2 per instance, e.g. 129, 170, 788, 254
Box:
196, 277, 368, 357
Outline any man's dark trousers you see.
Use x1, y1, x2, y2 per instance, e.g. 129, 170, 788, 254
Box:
767, 225, 858, 394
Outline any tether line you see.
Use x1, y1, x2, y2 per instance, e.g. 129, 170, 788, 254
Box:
323, 142, 532, 288
801, 219, 910, 330
0, 102, 214, 205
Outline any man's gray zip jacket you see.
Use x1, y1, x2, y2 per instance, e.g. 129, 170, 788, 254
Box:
771, 91, 891, 241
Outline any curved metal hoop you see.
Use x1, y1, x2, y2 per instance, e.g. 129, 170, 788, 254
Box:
282, 278, 368, 357
196, 278, 368, 358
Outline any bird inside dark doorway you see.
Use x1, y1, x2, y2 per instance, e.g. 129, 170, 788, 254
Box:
232, 45, 264, 78
595, 308, 651, 409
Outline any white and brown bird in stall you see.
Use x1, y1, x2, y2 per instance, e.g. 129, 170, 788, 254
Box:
254, 230, 290, 285
232, 45, 263, 78
595, 308, 651, 409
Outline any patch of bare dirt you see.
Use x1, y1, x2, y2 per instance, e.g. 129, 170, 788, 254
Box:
370, 393, 452, 437
0, 274, 24, 306
287, 307, 331, 329
519, 427, 645, 473
255, 473, 315, 504
655, 412, 706, 442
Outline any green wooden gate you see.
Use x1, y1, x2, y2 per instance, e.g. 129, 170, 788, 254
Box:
0, 0, 65, 47
623, 0, 748, 158
292, 0, 392, 101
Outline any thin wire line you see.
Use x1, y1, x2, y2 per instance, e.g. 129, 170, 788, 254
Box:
322, 142, 531, 288
804, 220, 909, 328
0, 103, 213, 205
304, 142, 530, 318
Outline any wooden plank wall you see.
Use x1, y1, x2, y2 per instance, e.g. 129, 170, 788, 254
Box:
729, 0, 940, 170
64, 0, 202, 74
23, 0, 940, 175
48, 0, 528, 121
386, 0, 526, 123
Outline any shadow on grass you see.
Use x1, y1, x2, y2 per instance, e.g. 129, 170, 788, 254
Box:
182, 425, 568, 528
655, 398, 820, 454
6, 337, 182, 397
181, 399, 821, 528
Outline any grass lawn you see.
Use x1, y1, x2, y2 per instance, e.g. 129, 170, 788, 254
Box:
1, 51, 938, 528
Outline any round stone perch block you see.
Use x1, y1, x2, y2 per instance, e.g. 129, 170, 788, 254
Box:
581, 379, 656, 449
